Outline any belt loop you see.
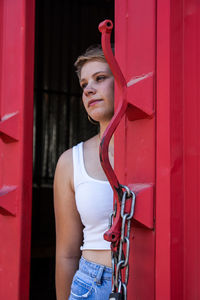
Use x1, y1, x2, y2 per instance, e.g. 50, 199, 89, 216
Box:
95, 266, 104, 285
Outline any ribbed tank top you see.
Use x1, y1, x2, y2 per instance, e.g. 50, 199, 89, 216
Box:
73, 142, 113, 250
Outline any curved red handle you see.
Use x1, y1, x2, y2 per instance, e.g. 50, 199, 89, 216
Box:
98, 20, 127, 200
99, 20, 155, 244
98, 20, 126, 90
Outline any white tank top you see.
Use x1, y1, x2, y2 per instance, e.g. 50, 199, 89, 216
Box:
73, 142, 113, 250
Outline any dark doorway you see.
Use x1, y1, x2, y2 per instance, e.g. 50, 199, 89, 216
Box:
30, 1, 114, 299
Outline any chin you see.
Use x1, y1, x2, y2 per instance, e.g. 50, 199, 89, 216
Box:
90, 110, 114, 123
92, 116, 113, 123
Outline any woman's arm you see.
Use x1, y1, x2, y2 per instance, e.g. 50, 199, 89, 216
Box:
54, 149, 83, 300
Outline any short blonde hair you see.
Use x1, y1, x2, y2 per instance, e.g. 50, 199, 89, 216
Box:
74, 45, 108, 79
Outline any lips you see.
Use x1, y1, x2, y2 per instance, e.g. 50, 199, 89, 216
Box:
88, 99, 103, 107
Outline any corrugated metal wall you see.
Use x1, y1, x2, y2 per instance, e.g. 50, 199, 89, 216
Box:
31, 1, 114, 299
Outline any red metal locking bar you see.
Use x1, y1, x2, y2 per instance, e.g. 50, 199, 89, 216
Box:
98, 20, 155, 245
98, 20, 127, 197
98, 20, 128, 245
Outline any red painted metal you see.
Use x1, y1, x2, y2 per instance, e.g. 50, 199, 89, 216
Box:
183, 2, 200, 298
112, 0, 200, 299
0, 112, 20, 143
99, 1, 155, 296
98, 20, 126, 198
0, 1, 198, 299
99, 20, 154, 248
0, 185, 18, 216
0, 0, 35, 299
156, 2, 172, 297
114, 0, 156, 298
156, 0, 200, 299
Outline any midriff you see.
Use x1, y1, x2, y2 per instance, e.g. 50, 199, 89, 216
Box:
82, 249, 112, 267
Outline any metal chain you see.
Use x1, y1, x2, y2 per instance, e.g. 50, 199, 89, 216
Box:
109, 185, 136, 299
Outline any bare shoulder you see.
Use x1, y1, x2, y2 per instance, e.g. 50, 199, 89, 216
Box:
54, 148, 74, 191
55, 148, 73, 171
54, 147, 83, 257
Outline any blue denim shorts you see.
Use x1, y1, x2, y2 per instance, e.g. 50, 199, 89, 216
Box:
68, 256, 112, 300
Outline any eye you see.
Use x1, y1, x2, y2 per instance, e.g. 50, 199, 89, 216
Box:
80, 82, 87, 90
96, 75, 106, 82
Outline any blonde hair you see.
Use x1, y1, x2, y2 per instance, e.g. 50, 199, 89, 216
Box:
74, 45, 108, 79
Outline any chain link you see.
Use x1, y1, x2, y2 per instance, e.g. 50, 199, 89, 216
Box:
109, 185, 136, 299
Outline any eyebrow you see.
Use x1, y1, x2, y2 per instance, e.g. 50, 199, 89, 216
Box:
80, 71, 109, 83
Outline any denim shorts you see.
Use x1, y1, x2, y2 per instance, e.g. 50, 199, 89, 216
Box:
68, 256, 112, 300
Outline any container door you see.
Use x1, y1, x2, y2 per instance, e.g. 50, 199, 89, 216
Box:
0, 1, 35, 299
156, 0, 200, 299
115, 0, 200, 299
115, 0, 156, 299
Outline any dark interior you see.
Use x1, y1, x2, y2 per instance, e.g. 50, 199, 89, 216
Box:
30, 1, 114, 299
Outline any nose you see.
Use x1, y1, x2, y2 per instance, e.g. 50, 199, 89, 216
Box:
84, 83, 96, 97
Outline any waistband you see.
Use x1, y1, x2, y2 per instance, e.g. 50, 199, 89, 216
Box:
79, 256, 112, 282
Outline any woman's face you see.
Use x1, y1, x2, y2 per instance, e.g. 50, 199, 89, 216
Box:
80, 60, 114, 123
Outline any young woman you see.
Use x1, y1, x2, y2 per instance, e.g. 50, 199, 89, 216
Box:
54, 46, 114, 300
